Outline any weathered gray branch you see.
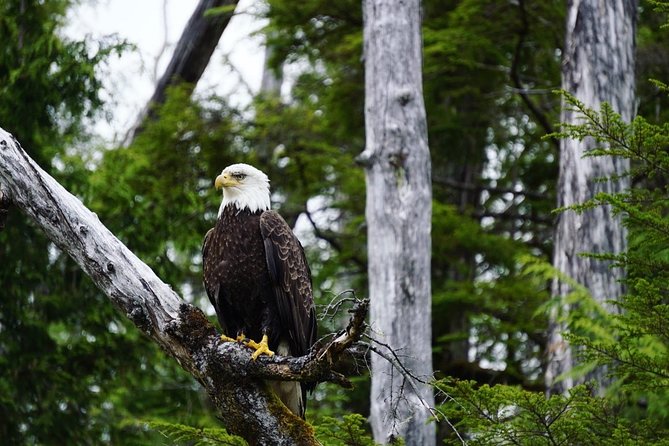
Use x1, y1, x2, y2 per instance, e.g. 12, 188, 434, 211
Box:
0, 127, 368, 445
125, 0, 239, 145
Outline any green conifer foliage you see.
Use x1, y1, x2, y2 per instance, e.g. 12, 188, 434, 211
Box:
435, 91, 669, 443
0, 2, 132, 443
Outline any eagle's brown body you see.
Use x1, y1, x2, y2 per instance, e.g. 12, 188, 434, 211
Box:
203, 208, 276, 344
203, 195, 316, 417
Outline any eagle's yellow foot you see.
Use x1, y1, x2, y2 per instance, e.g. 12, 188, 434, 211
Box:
246, 334, 274, 360
220, 333, 246, 343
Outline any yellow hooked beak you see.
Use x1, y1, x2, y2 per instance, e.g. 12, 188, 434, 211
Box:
214, 173, 237, 190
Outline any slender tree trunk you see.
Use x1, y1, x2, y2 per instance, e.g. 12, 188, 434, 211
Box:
125, 0, 238, 145
547, 0, 636, 394
256, 40, 283, 167
360, 0, 435, 444
260, 43, 283, 96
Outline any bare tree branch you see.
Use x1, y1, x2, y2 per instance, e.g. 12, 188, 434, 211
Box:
0, 127, 368, 445
302, 205, 367, 271
433, 175, 552, 201
511, 0, 559, 151
150, 0, 171, 84
125, 0, 239, 145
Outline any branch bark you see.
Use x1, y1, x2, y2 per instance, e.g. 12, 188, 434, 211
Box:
0, 127, 367, 445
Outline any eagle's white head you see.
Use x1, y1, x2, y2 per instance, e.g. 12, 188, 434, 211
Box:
215, 163, 271, 216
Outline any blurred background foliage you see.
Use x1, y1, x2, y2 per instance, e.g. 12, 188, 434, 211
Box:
2, 0, 669, 444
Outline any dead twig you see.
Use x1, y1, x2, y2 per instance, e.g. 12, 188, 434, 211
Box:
0, 189, 10, 231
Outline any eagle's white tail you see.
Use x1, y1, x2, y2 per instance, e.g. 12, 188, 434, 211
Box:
269, 340, 305, 417
269, 380, 304, 418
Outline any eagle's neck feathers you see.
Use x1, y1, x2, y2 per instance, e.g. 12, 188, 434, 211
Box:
218, 185, 270, 216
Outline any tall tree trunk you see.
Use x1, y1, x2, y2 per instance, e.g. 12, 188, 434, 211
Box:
125, 0, 238, 145
547, 0, 636, 394
360, 0, 435, 444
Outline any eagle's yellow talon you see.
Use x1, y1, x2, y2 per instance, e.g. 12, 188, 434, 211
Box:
220, 333, 246, 343
246, 334, 274, 360
220, 334, 237, 343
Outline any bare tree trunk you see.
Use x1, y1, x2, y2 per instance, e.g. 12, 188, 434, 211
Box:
360, 0, 435, 444
547, 0, 636, 394
125, 0, 238, 145
0, 127, 368, 445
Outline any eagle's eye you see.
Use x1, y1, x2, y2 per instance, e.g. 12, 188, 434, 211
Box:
232, 173, 247, 180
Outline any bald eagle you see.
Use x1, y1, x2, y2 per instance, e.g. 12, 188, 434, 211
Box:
202, 163, 317, 418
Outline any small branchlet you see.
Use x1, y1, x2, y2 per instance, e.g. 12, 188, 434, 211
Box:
0, 189, 10, 231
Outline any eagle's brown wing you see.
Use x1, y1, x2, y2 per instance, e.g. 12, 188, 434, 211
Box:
259, 210, 316, 358
202, 227, 220, 319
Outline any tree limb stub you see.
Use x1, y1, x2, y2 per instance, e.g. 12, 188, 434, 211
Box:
0, 187, 10, 230
0, 127, 368, 445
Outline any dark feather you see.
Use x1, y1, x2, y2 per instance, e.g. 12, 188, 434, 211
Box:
260, 210, 317, 358
202, 228, 218, 313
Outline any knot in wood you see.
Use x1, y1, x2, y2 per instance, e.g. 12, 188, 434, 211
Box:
128, 302, 152, 333
396, 88, 413, 106
388, 151, 407, 169
42, 208, 59, 224
106, 262, 115, 274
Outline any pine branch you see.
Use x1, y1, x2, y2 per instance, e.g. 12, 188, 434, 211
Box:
144, 420, 247, 445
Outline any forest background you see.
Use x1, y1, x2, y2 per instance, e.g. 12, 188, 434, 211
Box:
2, 0, 669, 444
